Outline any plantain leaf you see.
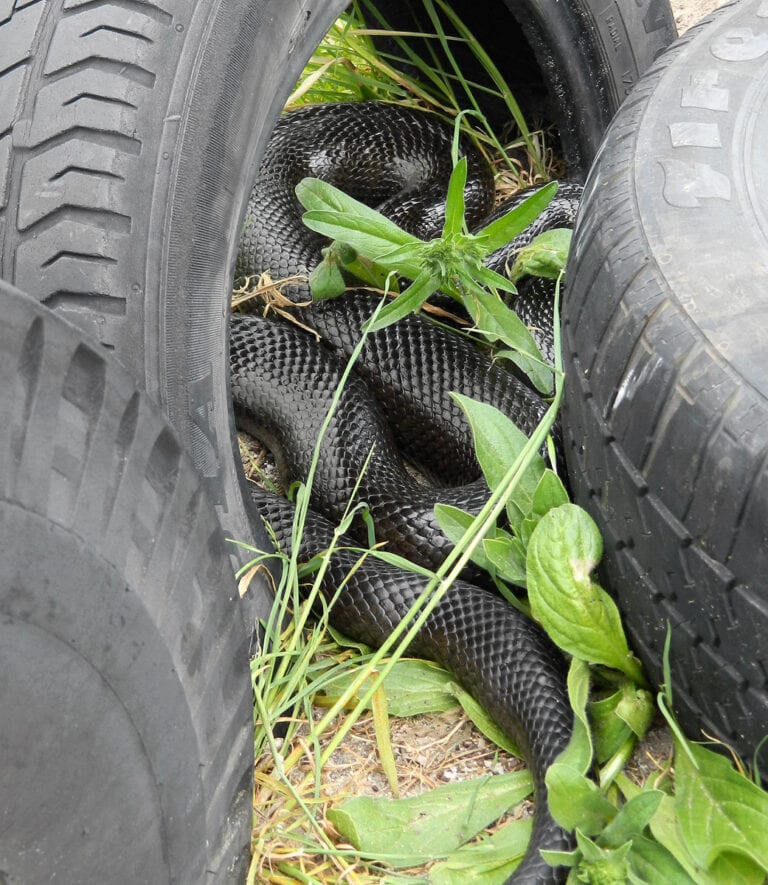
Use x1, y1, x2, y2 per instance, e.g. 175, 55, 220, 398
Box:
451, 393, 545, 505
321, 658, 458, 717
328, 770, 533, 868
429, 818, 532, 884
675, 741, 768, 872
526, 505, 645, 684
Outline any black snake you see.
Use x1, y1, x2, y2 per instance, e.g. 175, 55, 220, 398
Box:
234, 101, 582, 883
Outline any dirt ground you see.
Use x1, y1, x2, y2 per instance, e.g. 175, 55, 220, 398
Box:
673, 0, 729, 32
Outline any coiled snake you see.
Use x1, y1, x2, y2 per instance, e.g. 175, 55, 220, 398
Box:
234, 101, 582, 883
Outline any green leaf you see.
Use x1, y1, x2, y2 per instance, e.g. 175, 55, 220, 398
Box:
647, 792, 765, 885
309, 248, 347, 300
429, 818, 532, 884
365, 270, 438, 331
675, 740, 768, 872
526, 505, 646, 684
599, 791, 665, 849
626, 834, 698, 885
547, 659, 600, 832
297, 177, 416, 244
483, 533, 527, 587
589, 683, 654, 763
327, 770, 533, 868
451, 393, 545, 505
462, 285, 553, 394
509, 227, 572, 283
471, 263, 518, 296
545, 763, 615, 835
474, 182, 558, 254
301, 208, 424, 276
443, 156, 467, 236
531, 469, 569, 518
434, 502, 495, 573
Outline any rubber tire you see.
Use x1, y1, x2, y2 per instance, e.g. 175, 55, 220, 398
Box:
0, 280, 253, 884
0, 0, 675, 630
563, 0, 768, 771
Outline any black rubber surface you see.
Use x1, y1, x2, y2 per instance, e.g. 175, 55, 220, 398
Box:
0, 0, 674, 631
0, 281, 253, 884
563, 0, 768, 771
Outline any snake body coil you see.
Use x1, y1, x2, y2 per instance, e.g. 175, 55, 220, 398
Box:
234, 101, 580, 882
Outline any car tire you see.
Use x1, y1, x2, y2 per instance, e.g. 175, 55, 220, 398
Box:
563, 0, 768, 770
0, 280, 253, 884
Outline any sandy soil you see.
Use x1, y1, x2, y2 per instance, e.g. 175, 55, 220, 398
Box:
673, 0, 729, 33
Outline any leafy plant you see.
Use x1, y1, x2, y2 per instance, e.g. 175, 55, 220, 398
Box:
249, 150, 768, 883
297, 167, 567, 394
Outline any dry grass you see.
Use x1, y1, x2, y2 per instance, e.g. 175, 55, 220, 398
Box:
249, 702, 533, 884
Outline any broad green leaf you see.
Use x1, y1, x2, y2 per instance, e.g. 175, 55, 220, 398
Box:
297, 177, 418, 244
322, 659, 458, 718
547, 659, 598, 830
589, 683, 654, 763
475, 182, 558, 254
461, 284, 552, 393
444, 156, 467, 236
483, 534, 527, 587
626, 834, 697, 885
526, 504, 645, 684
434, 502, 495, 573
648, 792, 765, 885
429, 818, 532, 884
301, 208, 423, 275
309, 249, 347, 299
451, 393, 545, 505
599, 791, 665, 849
509, 228, 573, 283
675, 740, 768, 872
328, 770, 533, 868
707, 851, 768, 885
545, 763, 615, 835
365, 270, 438, 331
447, 681, 521, 758
531, 469, 569, 518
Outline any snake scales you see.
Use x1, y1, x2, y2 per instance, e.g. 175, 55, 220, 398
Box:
234, 101, 582, 883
